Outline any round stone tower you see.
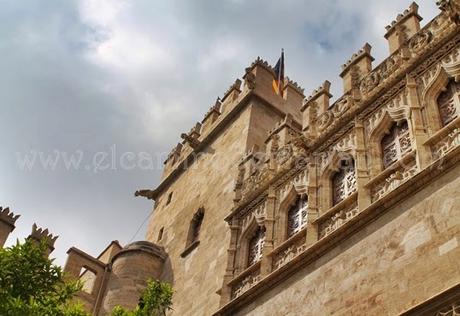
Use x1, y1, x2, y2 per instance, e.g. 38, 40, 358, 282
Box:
100, 241, 167, 314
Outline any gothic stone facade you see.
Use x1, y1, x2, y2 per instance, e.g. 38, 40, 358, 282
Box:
25, 1, 460, 315
144, 2, 460, 315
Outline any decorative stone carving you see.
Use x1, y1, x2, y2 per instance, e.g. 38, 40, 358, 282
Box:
317, 111, 334, 132
275, 145, 293, 166
332, 159, 357, 205
318, 203, 359, 239
371, 159, 419, 201
318, 132, 356, 172
232, 272, 261, 299
438, 81, 459, 126
409, 30, 433, 54
437, 0, 460, 24
247, 227, 265, 266
366, 89, 409, 136
360, 71, 381, 95
432, 128, 460, 160
241, 202, 267, 234
435, 300, 460, 315
244, 67, 256, 90
287, 195, 308, 237
382, 121, 412, 168
272, 241, 307, 271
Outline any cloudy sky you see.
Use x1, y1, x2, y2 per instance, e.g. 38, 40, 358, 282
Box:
0, 0, 439, 265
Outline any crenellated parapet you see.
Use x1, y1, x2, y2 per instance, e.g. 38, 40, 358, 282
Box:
437, 0, 460, 24
28, 223, 58, 254
0, 206, 20, 229
217, 4, 460, 312
0, 206, 20, 247
384, 2, 423, 54
340, 43, 374, 95
158, 55, 305, 184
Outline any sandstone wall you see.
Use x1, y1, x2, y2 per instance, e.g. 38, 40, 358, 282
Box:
145, 100, 285, 315
234, 163, 460, 315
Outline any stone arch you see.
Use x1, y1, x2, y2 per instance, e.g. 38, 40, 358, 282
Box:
276, 184, 307, 243
422, 65, 451, 132
368, 109, 411, 177
320, 150, 355, 212
238, 215, 265, 269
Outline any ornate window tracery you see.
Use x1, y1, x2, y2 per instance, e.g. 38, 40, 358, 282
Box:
287, 195, 308, 237
332, 159, 356, 205
381, 120, 411, 169
248, 226, 265, 266
437, 80, 459, 127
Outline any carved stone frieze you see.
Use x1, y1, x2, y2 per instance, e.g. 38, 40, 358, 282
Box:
276, 168, 309, 202
272, 240, 307, 271
435, 300, 460, 316
318, 132, 356, 172
318, 203, 358, 239
371, 159, 419, 201
409, 30, 433, 54
432, 127, 460, 160
241, 201, 267, 234
437, 0, 460, 24
365, 89, 410, 136
316, 96, 353, 132
232, 273, 261, 299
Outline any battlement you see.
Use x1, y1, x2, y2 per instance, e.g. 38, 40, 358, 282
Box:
29, 223, 58, 252
0, 206, 20, 227
151, 0, 460, 205
385, 2, 422, 35
159, 55, 306, 183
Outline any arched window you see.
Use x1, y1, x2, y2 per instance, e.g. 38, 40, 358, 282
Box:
287, 195, 308, 237
189, 208, 204, 245
381, 120, 411, 169
248, 226, 265, 266
181, 208, 204, 257
332, 158, 356, 206
437, 81, 459, 127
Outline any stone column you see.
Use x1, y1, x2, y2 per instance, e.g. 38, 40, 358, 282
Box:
260, 186, 276, 276
219, 218, 240, 305
306, 161, 319, 246
354, 118, 372, 210
407, 74, 432, 169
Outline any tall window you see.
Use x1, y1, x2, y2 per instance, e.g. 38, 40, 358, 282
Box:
248, 226, 265, 266
287, 195, 308, 237
332, 158, 356, 205
188, 208, 204, 245
381, 121, 411, 169
437, 81, 459, 127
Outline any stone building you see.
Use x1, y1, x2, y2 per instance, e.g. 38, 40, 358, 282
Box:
3, 1, 460, 315
137, 2, 460, 315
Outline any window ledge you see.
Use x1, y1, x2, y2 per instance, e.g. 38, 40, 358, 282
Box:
365, 150, 416, 189
312, 192, 358, 224
180, 240, 200, 258
270, 227, 307, 256
424, 116, 460, 146
228, 261, 261, 287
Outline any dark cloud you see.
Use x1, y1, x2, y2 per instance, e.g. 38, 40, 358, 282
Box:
0, 0, 439, 265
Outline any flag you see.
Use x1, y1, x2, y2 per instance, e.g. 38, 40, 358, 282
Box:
272, 49, 285, 97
